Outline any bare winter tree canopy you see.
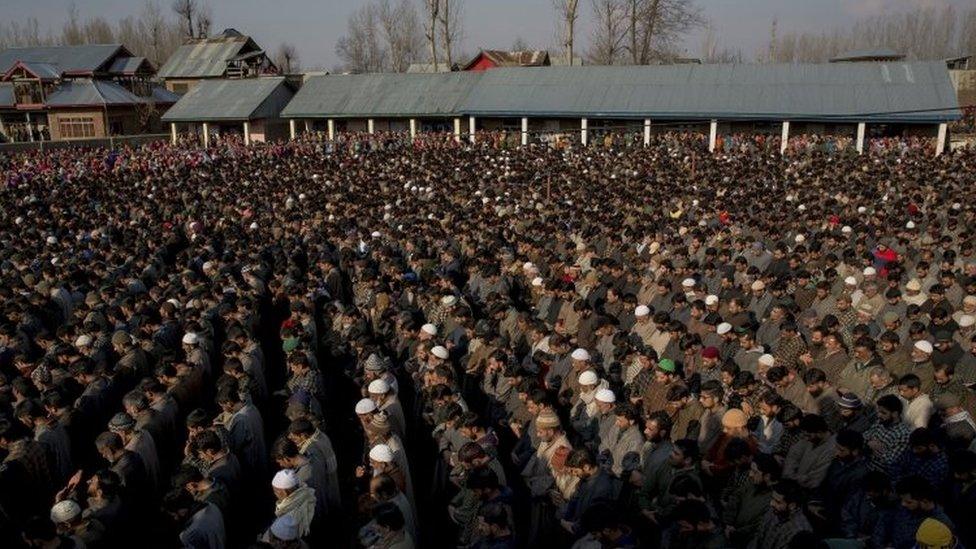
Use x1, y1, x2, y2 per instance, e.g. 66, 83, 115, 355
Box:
336, 0, 426, 74
422, 0, 441, 72
552, 0, 581, 66
171, 0, 197, 39
438, 0, 464, 70
275, 42, 300, 73
767, 5, 976, 63
587, 0, 627, 65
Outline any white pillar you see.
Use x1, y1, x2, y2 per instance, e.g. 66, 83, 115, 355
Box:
409, 118, 417, 140
856, 122, 866, 154
581, 118, 588, 146
708, 119, 717, 152
243, 121, 250, 146
643, 119, 651, 146
468, 116, 476, 144
935, 122, 947, 156
327, 119, 335, 141
289, 119, 296, 140
0, 115, 6, 141
304, 120, 311, 133
453, 117, 461, 142
367, 118, 375, 134
780, 121, 790, 154
170, 122, 177, 145
521, 117, 528, 146
203, 122, 210, 148
26, 112, 34, 142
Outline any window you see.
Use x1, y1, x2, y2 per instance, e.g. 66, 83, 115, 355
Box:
170, 82, 189, 94
13, 80, 44, 105
58, 116, 96, 139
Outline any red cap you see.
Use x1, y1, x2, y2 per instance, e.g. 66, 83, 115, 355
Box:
702, 347, 720, 359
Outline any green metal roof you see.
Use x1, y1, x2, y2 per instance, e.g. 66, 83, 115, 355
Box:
283, 62, 960, 124
281, 72, 479, 119
162, 77, 292, 122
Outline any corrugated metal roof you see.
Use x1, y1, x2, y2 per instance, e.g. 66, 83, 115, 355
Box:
0, 44, 123, 75
151, 86, 181, 104
0, 82, 14, 107
16, 61, 62, 80
830, 48, 905, 62
156, 37, 248, 79
108, 56, 150, 74
162, 77, 291, 121
284, 62, 959, 123
406, 63, 452, 74
45, 79, 150, 107
282, 72, 479, 119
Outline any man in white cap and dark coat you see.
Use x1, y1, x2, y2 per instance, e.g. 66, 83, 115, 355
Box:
630, 305, 655, 348
270, 469, 317, 540
369, 379, 407, 443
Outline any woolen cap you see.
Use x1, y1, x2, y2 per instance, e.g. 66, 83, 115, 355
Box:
369, 444, 394, 463
578, 370, 599, 386
355, 398, 377, 414
431, 345, 450, 359
536, 409, 561, 429
367, 379, 390, 394
272, 469, 298, 490
914, 340, 934, 354
571, 348, 591, 361
50, 500, 81, 523
634, 305, 650, 317
595, 389, 617, 403
721, 409, 748, 428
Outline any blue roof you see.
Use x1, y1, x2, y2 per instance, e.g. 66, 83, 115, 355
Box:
45, 79, 148, 107
0, 44, 124, 75
16, 61, 61, 79
284, 62, 960, 124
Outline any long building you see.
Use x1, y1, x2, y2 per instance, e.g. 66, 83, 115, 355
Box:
278, 61, 960, 153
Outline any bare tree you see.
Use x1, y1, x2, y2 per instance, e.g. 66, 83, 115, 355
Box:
511, 36, 529, 51
700, 23, 741, 63
588, 0, 627, 65
623, 0, 703, 64
335, 4, 387, 73
376, 0, 425, 72
438, 0, 464, 69
275, 42, 300, 73
62, 4, 84, 45
552, 0, 580, 65
171, 0, 197, 39
765, 5, 975, 63
195, 1, 212, 38
422, 0, 440, 71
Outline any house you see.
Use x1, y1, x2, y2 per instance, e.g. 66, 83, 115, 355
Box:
157, 28, 277, 95
462, 50, 550, 71
162, 77, 294, 145
0, 44, 178, 143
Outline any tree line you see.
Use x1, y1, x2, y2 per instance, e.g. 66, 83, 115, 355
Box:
764, 5, 976, 64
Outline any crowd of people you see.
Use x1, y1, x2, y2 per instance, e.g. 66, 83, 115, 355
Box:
0, 129, 975, 549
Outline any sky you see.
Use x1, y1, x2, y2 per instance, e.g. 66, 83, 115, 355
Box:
3, 0, 969, 70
